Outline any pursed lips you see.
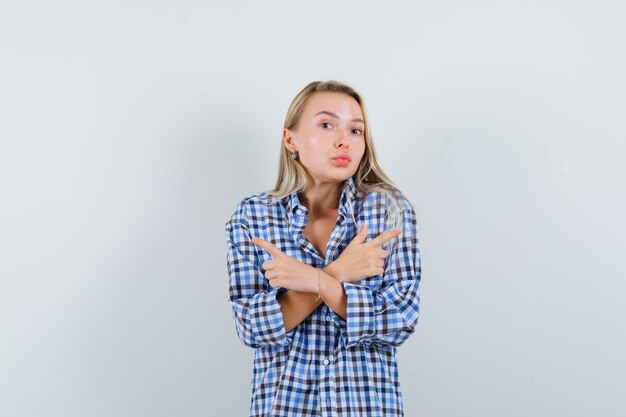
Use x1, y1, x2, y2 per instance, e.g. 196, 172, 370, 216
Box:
332, 154, 351, 162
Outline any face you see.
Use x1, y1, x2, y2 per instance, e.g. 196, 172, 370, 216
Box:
283, 92, 366, 185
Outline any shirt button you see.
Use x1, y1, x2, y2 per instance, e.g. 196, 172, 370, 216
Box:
296, 209, 304, 215
323, 358, 330, 365
325, 315, 331, 321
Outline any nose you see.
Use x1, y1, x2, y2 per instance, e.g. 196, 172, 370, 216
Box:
335, 129, 351, 149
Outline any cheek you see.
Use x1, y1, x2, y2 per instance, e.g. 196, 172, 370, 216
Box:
300, 147, 327, 167
355, 142, 366, 158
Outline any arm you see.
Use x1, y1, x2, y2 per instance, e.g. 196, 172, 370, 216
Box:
225, 201, 294, 348
330, 203, 422, 349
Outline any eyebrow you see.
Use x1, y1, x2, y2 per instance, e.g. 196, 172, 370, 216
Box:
314, 110, 364, 124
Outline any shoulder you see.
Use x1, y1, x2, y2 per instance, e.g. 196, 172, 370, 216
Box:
225, 191, 284, 226
360, 188, 414, 215
359, 188, 418, 239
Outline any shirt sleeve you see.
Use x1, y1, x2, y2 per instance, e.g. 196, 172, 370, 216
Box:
333, 202, 422, 349
225, 200, 294, 349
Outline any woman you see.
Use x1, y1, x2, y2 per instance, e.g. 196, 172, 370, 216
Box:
225, 80, 422, 416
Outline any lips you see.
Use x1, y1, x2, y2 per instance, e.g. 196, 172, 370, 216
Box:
331, 154, 351, 163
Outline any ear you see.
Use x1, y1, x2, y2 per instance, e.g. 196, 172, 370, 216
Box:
283, 128, 296, 152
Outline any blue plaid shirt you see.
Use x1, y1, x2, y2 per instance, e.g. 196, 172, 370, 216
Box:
225, 176, 421, 417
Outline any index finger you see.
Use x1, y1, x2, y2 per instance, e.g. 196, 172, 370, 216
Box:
251, 236, 283, 258
365, 227, 402, 248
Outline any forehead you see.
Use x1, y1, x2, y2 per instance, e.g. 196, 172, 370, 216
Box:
302, 92, 363, 119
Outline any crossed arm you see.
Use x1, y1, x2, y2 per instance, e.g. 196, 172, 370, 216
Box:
276, 263, 346, 332
227, 200, 421, 349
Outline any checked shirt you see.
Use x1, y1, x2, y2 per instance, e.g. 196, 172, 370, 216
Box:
225, 176, 422, 417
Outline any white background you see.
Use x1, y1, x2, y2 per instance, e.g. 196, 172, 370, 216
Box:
1, 1, 625, 416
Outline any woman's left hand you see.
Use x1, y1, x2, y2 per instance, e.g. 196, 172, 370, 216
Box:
251, 236, 318, 293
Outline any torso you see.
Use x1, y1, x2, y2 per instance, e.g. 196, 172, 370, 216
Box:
302, 209, 339, 260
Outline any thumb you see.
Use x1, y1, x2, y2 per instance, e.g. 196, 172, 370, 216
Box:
349, 223, 368, 245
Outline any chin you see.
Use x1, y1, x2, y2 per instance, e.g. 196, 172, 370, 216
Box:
330, 172, 355, 183
311, 166, 356, 184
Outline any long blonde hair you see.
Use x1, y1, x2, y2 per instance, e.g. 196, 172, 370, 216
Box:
266, 80, 415, 245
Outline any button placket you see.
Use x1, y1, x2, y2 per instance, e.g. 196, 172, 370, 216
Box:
324, 224, 347, 265
319, 350, 334, 414
327, 354, 336, 413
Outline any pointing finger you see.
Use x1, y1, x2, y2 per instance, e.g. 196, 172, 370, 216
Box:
366, 227, 402, 248
251, 236, 283, 258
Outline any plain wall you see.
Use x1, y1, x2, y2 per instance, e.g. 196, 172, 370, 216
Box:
1, 1, 625, 416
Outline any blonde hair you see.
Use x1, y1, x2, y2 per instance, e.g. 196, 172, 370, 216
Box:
265, 80, 416, 248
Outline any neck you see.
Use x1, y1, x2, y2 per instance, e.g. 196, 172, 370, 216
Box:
300, 180, 344, 216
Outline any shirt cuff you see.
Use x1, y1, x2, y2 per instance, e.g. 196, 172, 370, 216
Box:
248, 287, 294, 347
326, 281, 377, 348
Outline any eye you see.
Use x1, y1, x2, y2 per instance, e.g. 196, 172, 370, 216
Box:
352, 128, 363, 135
320, 122, 332, 129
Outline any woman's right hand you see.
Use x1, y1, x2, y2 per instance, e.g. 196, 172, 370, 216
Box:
325, 223, 402, 283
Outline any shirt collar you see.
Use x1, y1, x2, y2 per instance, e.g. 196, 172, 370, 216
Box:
285, 176, 357, 222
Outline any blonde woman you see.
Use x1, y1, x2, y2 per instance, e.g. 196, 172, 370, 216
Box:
225, 80, 422, 416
